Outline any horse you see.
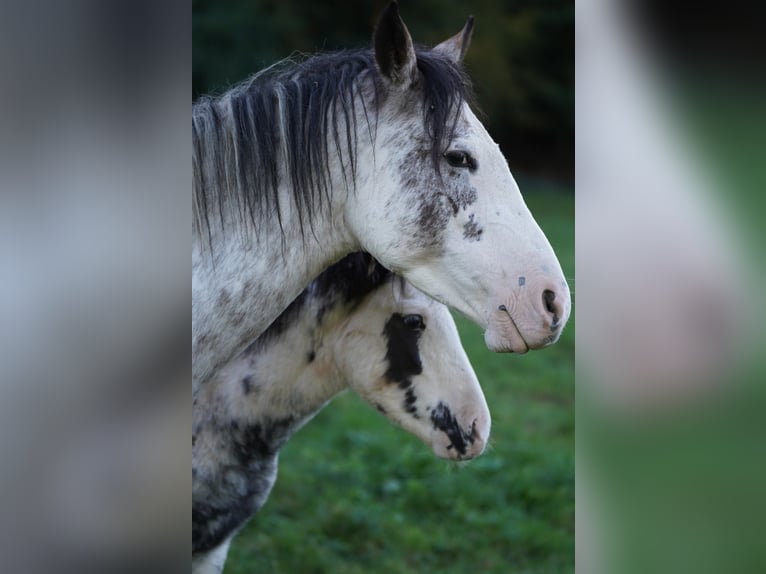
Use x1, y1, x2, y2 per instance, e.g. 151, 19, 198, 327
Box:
192, 252, 491, 573
192, 2, 571, 393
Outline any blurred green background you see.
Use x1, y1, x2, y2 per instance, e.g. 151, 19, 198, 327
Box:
193, 2, 573, 572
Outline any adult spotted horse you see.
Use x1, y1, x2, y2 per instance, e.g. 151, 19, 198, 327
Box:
192, 2, 571, 394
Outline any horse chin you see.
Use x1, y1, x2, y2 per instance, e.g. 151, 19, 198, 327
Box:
484, 320, 530, 354
431, 440, 486, 461
429, 424, 489, 461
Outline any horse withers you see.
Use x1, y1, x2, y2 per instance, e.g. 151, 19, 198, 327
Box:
192, 253, 490, 573
192, 2, 571, 390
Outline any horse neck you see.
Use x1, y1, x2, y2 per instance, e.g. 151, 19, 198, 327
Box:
200, 286, 358, 443
192, 176, 360, 390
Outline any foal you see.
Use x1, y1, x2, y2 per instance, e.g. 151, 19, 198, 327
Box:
192, 253, 490, 573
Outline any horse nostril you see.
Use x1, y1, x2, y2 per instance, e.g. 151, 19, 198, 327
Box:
542, 289, 560, 329
543, 289, 556, 313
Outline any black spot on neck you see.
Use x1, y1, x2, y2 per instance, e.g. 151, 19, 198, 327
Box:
242, 376, 253, 395
383, 313, 423, 382
307, 351, 316, 363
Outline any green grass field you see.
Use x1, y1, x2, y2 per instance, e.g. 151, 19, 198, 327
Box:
226, 179, 574, 573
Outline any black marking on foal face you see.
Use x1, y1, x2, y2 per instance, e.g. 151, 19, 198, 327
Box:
383, 313, 424, 382
430, 402, 476, 456
398, 378, 420, 418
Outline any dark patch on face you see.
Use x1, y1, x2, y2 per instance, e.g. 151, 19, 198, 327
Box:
383, 313, 424, 382
434, 184, 477, 219
430, 402, 476, 456
307, 350, 316, 363
445, 194, 459, 215
414, 188, 451, 249
375, 403, 387, 414
518, 276, 526, 287
463, 213, 483, 241
397, 144, 450, 251
452, 186, 478, 214
395, 379, 420, 418
403, 386, 419, 417
242, 376, 252, 395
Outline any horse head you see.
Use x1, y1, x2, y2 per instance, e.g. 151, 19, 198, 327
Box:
335, 276, 490, 461
344, 2, 571, 354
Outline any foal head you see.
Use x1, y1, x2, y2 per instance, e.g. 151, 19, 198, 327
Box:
334, 276, 490, 461
344, 3, 571, 354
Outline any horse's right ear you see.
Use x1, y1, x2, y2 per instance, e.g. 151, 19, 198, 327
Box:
373, 1, 417, 85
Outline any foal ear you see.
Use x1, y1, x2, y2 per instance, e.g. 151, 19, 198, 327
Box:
373, 1, 417, 85
432, 16, 475, 63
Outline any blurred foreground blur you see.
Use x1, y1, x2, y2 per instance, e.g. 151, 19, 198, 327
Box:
0, 0, 188, 572
577, 0, 766, 572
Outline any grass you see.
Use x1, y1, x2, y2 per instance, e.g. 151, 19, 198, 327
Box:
226, 178, 574, 573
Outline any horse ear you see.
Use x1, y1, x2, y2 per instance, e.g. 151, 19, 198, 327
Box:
373, 1, 417, 85
432, 16, 475, 63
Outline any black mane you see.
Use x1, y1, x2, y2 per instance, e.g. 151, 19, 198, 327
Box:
192, 48, 473, 245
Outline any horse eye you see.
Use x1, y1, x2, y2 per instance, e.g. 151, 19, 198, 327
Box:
402, 314, 425, 330
444, 150, 477, 170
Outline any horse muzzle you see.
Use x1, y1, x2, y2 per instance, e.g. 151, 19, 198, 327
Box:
430, 407, 490, 461
484, 277, 571, 353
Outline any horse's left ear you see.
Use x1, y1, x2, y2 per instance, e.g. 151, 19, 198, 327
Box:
373, 1, 418, 85
433, 16, 475, 63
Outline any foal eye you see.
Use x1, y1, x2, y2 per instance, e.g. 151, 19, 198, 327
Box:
443, 150, 477, 170
402, 314, 425, 330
